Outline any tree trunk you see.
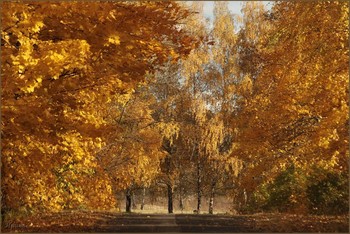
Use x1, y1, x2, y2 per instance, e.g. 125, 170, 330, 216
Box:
179, 188, 184, 212
196, 160, 202, 214
208, 181, 216, 214
243, 189, 247, 205
164, 153, 174, 214
208, 196, 214, 214
140, 187, 146, 210
126, 189, 132, 213
167, 183, 174, 214
131, 191, 137, 209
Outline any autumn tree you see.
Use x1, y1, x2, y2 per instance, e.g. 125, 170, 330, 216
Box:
202, 1, 244, 214
163, 1, 245, 214
229, 1, 271, 210
97, 84, 165, 212
232, 1, 349, 213
142, 1, 210, 214
1, 1, 195, 216
149, 61, 183, 214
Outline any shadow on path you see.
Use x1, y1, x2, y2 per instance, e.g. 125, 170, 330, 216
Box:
2, 212, 348, 233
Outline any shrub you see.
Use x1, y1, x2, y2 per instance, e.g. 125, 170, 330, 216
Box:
307, 169, 348, 215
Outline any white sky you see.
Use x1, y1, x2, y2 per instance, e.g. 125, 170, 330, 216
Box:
200, 1, 273, 30
203, 1, 273, 19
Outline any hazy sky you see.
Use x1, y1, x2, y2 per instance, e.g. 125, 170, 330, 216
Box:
203, 1, 273, 19
200, 1, 273, 30
203, 1, 242, 18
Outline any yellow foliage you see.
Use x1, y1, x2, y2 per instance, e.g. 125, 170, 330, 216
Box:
106, 35, 120, 46
2, 1, 194, 215
233, 1, 349, 193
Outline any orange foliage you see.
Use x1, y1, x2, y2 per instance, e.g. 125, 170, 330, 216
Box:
234, 1, 349, 192
1, 1, 194, 214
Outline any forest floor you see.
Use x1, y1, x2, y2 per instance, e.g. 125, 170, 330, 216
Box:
2, 210, 348, 233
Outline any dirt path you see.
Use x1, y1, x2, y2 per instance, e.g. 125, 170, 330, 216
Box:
98, 214, 181, 232
2, 211, 348, 233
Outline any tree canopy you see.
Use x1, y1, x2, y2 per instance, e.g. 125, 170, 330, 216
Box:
1, 1, 348, 219
1, 1, 195, 213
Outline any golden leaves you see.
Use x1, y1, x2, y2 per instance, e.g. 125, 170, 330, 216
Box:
157, 121, 179, 146
106, 35, 120, 46
2, 1, 195, 215
233, 1, 349, 194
